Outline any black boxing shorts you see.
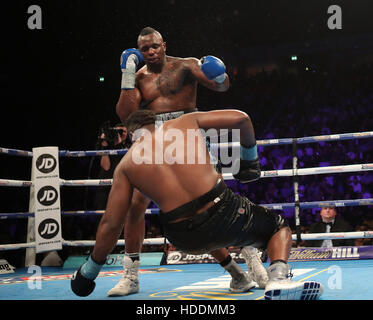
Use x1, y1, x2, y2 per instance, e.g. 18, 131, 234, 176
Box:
160, 181, 287, 254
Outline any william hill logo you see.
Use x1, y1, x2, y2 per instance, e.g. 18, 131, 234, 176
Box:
289, 249, 332, 261
289, 247, 359, 261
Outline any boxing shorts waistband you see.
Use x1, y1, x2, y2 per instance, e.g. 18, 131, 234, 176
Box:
159, 179, 226, 225
155, 109, 197, 122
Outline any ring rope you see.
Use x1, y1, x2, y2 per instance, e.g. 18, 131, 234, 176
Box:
1, 198, 372, 219
0, 179, 32, 187
0, 147, 33, 157
1, 130, 373, 158
1, 163, 373, 187
218, 130, 373, 148
1, 232, 373, 251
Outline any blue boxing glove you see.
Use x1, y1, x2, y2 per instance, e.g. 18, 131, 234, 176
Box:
71, 255, 104, 297
233, 144, 261, 183
200, 55, 226, 83
120, 48, 144, 90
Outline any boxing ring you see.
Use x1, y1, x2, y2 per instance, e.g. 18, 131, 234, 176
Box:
1, 130, 373, 300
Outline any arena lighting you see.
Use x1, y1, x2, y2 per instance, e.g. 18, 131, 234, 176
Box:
99, 76, 104, 82
291, 55, 298, 61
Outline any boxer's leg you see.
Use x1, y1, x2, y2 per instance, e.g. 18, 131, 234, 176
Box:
264, 226, 323, 300
107, 189, 150, 297
124, 189, 149, 257
241, 246, 269, 288
210, 248, 255, 292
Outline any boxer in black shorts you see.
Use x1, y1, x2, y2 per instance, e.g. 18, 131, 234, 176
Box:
71, 109, 323, 300
160, 179, 286, 255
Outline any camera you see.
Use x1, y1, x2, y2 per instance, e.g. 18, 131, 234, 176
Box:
98, 121, 127, 148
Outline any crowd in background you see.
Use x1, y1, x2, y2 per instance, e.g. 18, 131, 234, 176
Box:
226, 59, 373, 246
244, 63, 371, 216
1, 57, 373, 267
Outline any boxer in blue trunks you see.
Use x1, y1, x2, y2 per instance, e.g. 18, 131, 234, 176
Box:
71, 109, 323, 300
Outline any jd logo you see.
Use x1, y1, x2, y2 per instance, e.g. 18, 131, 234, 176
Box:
38, 219, 59, 239
37, 186, 58, 206
167, 251, 182, 263
36, 154, 57, 174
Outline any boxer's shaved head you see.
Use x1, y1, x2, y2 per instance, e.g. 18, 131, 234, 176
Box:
138, 27, 163, 41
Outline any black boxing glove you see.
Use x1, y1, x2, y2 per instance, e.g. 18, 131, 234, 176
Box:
71, 255, 104, 297
233, 144, 261, 183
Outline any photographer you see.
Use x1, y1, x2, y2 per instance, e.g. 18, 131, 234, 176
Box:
99, 123, 129, 173
93, 122, 131, 210
75, 122, 131, 254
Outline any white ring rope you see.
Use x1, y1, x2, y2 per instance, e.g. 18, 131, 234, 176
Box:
2, 232, 373, 251
1, 198, 373, 220
1, 163, 372, 187
0, 179, 32, 187
1, 130, 373, 157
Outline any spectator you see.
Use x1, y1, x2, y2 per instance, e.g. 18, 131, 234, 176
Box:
305, 206, 355, 247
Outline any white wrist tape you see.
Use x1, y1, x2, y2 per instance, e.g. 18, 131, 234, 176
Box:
121, 69, 136, 89
121, 55, 138, 89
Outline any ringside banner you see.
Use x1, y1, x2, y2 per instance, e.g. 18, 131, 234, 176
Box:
166, 246, 373, 264
32, 147, 62, 253
287, 246, 373, 261
166, 248, 247, 265
0, 259, 15, 274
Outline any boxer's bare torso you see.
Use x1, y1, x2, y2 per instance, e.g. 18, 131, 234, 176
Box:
116, 32, 229, 121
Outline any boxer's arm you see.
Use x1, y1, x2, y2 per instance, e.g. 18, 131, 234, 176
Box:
186, 58, 230, 92
193, 110, 256, 147
71, 163, 134, 296
116, 86, 142, 124
194, 110, 261, 183
116, 48, 144, 123
91, 164, 134, 263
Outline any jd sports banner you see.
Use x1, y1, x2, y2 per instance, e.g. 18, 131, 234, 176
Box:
32, 147, 62, 253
